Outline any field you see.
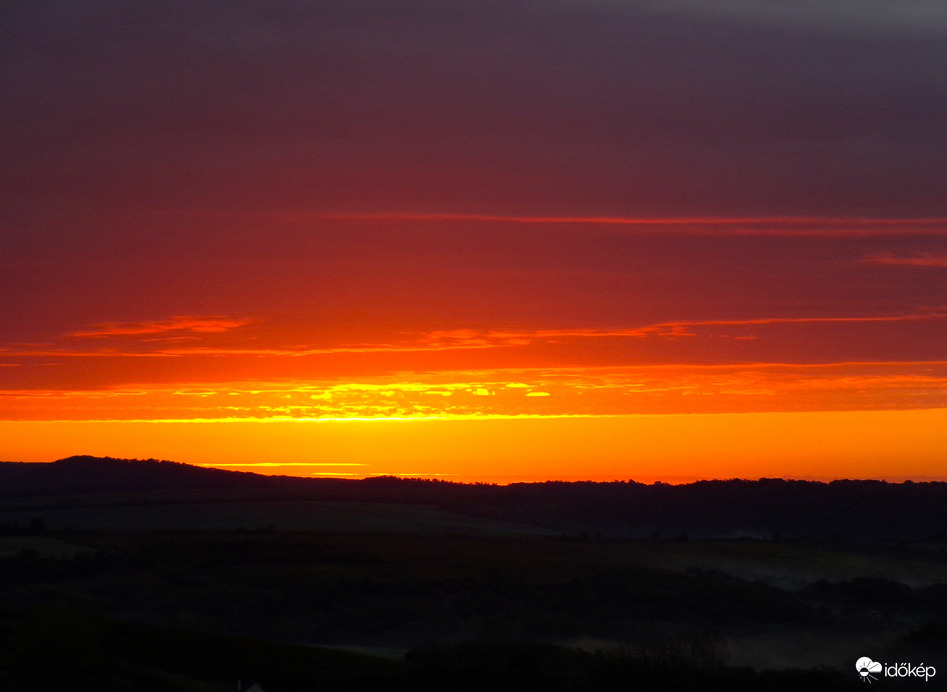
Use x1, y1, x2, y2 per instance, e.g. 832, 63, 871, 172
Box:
0, 497, 554, 535
2, 525, 945, 684
1, 462, 945, 689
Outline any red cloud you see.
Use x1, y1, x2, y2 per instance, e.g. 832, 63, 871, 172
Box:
862, 252, 947, 267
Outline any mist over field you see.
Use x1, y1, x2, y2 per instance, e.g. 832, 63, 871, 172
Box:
0, 457, 944, 689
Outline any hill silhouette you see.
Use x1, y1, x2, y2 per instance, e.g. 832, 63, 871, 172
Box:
1, 456, 945, 541
0, 455, 273, 497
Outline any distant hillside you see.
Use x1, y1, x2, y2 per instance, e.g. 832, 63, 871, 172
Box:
1, 456, 946, 541
0, 455, 273, 497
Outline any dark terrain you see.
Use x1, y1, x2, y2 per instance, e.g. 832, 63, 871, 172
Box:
1, 456, 945, 690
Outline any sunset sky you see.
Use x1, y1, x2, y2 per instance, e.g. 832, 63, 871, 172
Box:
3, 1, 946, 482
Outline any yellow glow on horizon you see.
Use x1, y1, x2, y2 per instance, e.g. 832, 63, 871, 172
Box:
2, 408, 945, 484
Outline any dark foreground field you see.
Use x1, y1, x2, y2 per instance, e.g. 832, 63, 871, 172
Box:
0, 457, 945, 690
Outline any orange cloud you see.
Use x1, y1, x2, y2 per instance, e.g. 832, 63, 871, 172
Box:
4, 360, 947, 422
665, 311, 947, 328
416, 313, 947, 350
72, 315, 251, 338
4, 311, 945, 372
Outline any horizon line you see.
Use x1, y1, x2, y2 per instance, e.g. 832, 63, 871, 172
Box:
18, 456, 947, 487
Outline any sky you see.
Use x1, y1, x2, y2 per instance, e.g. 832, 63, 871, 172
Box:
2, 1, 946, 482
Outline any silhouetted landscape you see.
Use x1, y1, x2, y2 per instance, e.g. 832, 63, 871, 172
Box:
1, 456, 945, 690
7, 0, 947, 688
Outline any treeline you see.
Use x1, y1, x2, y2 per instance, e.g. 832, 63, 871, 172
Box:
445, 478, 947, 541
283, 475, 947, 541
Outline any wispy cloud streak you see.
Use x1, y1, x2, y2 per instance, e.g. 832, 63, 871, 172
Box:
3, 310, 945, 362
5, 360, 947, 421
73, 316, 251, 338
863, 252, 947, 267
319, 213, 947, 236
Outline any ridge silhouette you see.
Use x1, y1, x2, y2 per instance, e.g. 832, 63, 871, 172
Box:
1, 456, 944, 541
